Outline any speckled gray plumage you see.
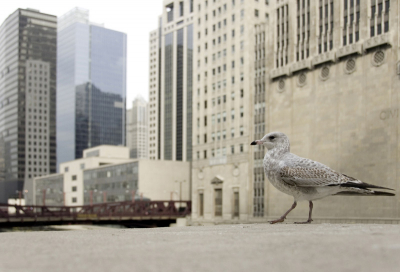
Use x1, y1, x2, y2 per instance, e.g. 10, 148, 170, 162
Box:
260, 132, 394, 202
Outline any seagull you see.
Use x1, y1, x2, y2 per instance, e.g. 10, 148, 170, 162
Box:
251, 132, 395, 224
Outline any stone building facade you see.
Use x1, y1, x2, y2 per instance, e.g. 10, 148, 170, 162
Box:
191, 0, 400, 224
151, 0, 399, 224
190, 0, 270, 223
260, 0, 400, 223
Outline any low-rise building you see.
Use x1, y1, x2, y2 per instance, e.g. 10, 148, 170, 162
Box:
32, 145, 190, 206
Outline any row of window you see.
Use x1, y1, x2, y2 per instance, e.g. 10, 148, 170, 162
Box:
27, 148, 48, 153
198, 27, 244, 51
277, 0, 391, 67
28, 161, 47, 166
197, 109, 244, 128
198, 92, 244, 107
27, 167, 48, 172
196, 143, 245, 160
197, 126, 245, 143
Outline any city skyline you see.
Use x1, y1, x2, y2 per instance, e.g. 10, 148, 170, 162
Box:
0, 0, 162, 106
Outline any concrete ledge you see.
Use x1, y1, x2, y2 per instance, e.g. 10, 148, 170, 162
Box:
336, 43, 363, 58
270, 66, 290, 79
0, 224, 400, 272
290, 59, 312, 73
312, 51, 336, 66
363, 33, 392, 50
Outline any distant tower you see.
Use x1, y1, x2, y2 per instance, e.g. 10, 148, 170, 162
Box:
57, 7, 127, 168
0, 8, 57, 202
148, 0, 194, 161
126, 96, 148, 159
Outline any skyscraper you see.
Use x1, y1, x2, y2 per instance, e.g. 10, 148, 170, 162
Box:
126, 96, 148, 159
190, 0, 269, 222
148, 0, 194, 161
57, 8, 127, 168
0, 8, 57, 202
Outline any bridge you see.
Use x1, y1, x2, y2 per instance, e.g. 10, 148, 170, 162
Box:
0, 200, 191, 228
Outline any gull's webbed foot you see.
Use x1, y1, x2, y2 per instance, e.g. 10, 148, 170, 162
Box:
268, 217, 285, 224
294, 219, 313, 224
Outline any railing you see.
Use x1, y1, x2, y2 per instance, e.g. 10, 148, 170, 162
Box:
0, 200, 191, 222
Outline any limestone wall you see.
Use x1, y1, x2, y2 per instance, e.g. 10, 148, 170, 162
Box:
265, 46, 400, 221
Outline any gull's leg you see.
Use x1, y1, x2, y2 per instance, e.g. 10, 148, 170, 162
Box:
294, 201, 313, 224
269, 201, 297, 224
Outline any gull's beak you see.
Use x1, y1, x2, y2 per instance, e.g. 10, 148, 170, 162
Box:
250, 140, 262, 145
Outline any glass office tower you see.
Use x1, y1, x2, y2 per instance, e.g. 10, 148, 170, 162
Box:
57, 8, 126, 168
0, 8, 57, 202
147, 1, 193, 162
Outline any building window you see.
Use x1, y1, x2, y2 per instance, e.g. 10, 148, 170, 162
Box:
214, 189, 223, 216
233, 191, 239, 217
80, 163, 85, 169
179, 1, 184, 16
166, 3, 174, 22
72, 197, 77, 203
276, 4, 289, 67
72, 175, 77, 181
231, 145, 235, 154
64, 167, 69, 172
199, 193, 204, 216
255, 9, 259, 17
72, 186, 77, 192
240, 144, 244, 152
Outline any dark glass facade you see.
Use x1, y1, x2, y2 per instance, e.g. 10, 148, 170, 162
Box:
150, 10, 192, 162
164, 32, 173, 160
157, 17, 162, 160
0, 9, 57, 202
186, 24, 193, 161
176, 28, 184, 161
57, 10, 126, 167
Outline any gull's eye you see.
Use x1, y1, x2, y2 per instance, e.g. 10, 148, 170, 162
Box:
269, 136, 275, 140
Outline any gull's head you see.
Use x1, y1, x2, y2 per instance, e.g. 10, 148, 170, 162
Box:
250, 132, 289, 150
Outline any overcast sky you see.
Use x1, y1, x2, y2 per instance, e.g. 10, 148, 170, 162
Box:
0, 0, 163, 108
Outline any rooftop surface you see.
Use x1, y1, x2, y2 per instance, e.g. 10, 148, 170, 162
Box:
1, 223, 400, 272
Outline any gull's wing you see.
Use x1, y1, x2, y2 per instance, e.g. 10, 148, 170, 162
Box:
278, 155, 359, 187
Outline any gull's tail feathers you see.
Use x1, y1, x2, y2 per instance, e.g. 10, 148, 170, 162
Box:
330, 181, 395, 191
335, 191, 395, 197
